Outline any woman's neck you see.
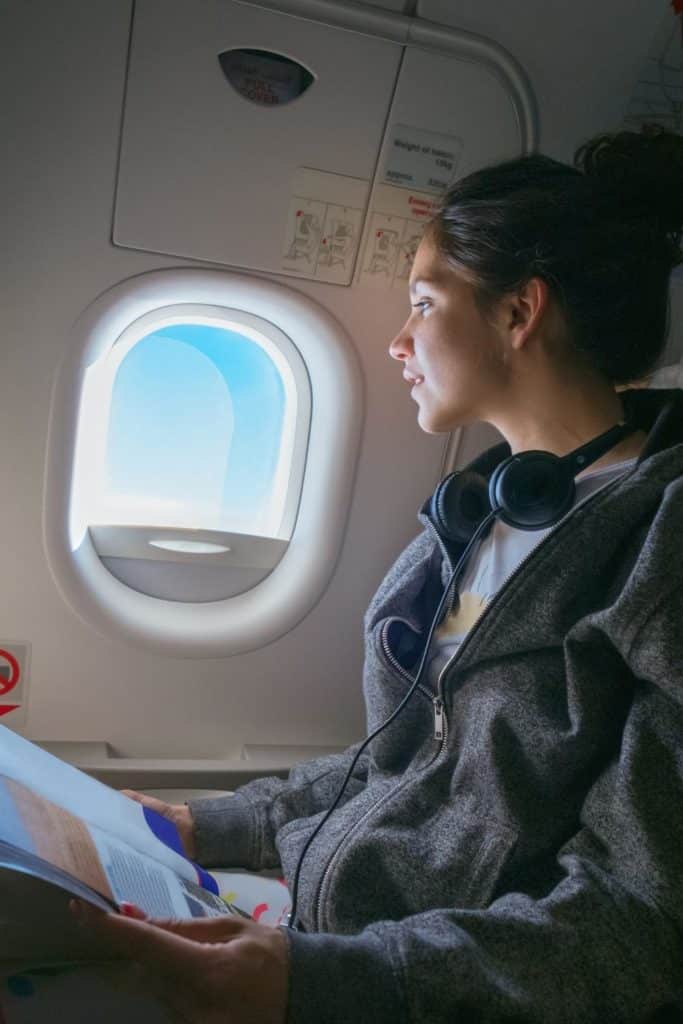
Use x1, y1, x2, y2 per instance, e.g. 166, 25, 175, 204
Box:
485, 371, 647, 472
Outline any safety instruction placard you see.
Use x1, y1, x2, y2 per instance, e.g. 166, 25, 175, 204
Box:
357, 185, 441, 291
382, 124, 464, 195
282, 168, 369, 285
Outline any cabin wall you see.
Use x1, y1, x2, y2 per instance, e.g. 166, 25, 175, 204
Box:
3, 0, 437, 758
2, 0, 679, 770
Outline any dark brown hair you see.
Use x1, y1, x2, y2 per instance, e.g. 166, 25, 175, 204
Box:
429, 124, 683, 384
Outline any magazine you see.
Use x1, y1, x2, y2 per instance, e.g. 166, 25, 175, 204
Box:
0, 724, 237, 973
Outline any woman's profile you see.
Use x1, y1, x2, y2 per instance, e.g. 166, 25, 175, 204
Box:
69, 123, 683, 1023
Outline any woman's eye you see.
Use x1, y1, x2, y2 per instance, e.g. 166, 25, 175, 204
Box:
412, 300, 430, 315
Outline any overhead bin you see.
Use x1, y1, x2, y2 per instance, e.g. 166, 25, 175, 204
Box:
113, 0, 403, 283
113, 0, 537, 286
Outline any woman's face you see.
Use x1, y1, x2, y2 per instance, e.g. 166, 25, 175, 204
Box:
388, 233, 508, 434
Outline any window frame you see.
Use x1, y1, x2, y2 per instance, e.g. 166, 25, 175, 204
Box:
44, 268, 363, 657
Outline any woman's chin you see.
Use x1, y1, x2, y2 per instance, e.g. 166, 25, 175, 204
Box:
417, 411, 449, 435
417, 405, 465, 435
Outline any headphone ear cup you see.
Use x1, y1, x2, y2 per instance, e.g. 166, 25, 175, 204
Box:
430, 470, 491, 545
489, 453, 575, 529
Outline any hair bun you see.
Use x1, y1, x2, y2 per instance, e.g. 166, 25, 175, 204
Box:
574, 124, 683, 266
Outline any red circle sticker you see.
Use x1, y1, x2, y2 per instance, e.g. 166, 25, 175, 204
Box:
0, 649, 20, 697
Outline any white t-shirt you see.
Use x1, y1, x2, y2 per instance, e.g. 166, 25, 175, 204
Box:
426, 457, 638, 689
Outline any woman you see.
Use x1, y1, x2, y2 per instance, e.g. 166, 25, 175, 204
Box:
71, 125, 683, 1023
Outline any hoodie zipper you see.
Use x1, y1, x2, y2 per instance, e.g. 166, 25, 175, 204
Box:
313, 466, 635, 930
379, 617, 434, 703
313, 765, 422, 931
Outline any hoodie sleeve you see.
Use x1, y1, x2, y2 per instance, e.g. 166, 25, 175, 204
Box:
186, 743, 370, 869
281, 587, 683, 1024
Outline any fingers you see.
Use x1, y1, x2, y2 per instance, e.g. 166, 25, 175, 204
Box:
70, 901, 214, 980
112, 907, 251, 943
146, 915, 251, 942
120, 901, 148, 920
121, 789, 168, 812
70, 901, 289, 1024
70, 899, 251, 967
120, 789, 147, 803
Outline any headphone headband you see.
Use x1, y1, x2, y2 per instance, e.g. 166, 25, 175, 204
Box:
430, 419, 636, 547
559, 420, 632, 475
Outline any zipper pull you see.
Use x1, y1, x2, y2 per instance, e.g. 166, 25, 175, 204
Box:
433, 697, 445, 740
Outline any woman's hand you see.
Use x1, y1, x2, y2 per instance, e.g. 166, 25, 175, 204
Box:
121, 789, 197, 861
70, 900, 289, 1024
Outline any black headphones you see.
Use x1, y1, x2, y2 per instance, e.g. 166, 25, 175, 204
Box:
429, 420, 637, 547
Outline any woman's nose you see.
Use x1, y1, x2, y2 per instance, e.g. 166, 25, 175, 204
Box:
388, 322, 413, 362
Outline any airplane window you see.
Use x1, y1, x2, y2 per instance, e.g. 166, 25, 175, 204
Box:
218, 49, 315, 107
82, 322, 288, 535
44, 269, 361, 655
70, 305, 310, 602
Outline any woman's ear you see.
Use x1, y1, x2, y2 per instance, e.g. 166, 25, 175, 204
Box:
507, 277, 551, 350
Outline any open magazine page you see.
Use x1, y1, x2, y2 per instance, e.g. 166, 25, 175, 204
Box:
0, 725, 214, 890
0, 726, 292, 973
0, 774, 230, 920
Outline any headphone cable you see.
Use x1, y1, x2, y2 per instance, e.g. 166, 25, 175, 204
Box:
286, 510, 497, 931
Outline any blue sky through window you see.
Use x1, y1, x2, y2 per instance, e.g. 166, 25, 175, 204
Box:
103, 323, 286, 533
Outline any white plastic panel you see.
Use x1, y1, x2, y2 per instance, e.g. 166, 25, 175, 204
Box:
113, 0, 403, 278
43, 268, 363, 658
4, 0, 541, 757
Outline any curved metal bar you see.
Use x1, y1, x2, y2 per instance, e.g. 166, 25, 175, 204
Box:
408, 18, 539, 153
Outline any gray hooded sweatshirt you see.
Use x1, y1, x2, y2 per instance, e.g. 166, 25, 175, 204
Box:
189, 388, 683, 1023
